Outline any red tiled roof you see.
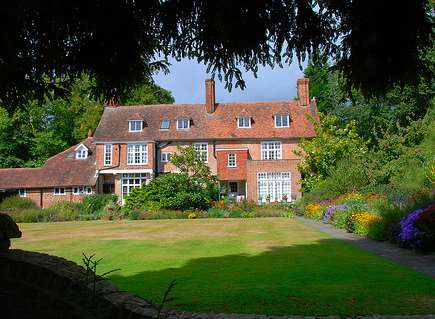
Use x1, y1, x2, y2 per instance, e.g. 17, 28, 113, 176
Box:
93, 101, 318, 142
0, 138, 97, 189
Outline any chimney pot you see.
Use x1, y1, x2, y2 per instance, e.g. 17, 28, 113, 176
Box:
205, 79, 216, 113
297, 78, 310, 106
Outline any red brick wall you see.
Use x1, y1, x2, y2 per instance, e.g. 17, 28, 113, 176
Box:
216, 149, 248, 181
246, 159, 302, 201
22, 187, 95, 208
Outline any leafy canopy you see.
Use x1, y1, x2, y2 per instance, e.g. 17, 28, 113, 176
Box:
1, 0, 432, 108
0, 74, 174, 168
297, 114, 367, 192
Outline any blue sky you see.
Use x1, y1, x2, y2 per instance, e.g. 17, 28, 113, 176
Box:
153, 58, 305, 104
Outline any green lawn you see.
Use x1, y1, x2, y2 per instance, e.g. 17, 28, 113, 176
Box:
12, 218, 435, 316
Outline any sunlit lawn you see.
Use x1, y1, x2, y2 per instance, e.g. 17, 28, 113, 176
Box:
12, 218, 435, 316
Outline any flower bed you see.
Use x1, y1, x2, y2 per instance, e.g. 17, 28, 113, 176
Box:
300, 192, 435, 253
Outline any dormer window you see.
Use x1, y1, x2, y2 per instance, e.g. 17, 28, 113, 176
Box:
160, 119, 170, 130
237, 117, 251, 128
177, 118, 190, 130
75, 144, 89, 159
129, 120, 143, 132
275, 114, 290, 128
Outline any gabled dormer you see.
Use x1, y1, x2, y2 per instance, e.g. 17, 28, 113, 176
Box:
75, 143, 89, 159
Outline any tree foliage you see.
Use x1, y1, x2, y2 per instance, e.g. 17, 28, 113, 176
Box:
0, 74, 174, 168
0, 0, 432, 109
170, 145, 218, 188
297, 114, 368, 192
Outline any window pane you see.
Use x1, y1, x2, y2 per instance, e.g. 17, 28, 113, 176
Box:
160, 119, 170, 129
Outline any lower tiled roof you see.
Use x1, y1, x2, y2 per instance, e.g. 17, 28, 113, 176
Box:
0, 138, 97, 189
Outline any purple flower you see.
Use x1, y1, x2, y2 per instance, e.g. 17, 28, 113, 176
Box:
322, 205, 348, 223
399, 208, 424, 242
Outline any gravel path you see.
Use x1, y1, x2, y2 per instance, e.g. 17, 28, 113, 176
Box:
296, 217, 435, 279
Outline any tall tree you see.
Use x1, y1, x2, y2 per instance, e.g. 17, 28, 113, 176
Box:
0, 74, 174, 168
0, 0, 432, 109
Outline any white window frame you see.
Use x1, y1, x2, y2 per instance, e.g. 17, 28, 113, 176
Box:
257, 172, 291, 202
228, 153, 237, 167
73, 187, 81, 195
237, 117, 251, 128
128, 120, 143, 132
127, 143, 148, 165
177, 118, 190, 130
194, 143, 208, 162
75, 147, 88, 159
54, 187, 66, 196
104, 144, 112, 166
161, 152, 171, 163
275, 114, 290, 128
86, 187, 92, 195
18, 189, 26, 197
160, 119, 170, 130
261, 141, 282, 160
121, 173, 148, 202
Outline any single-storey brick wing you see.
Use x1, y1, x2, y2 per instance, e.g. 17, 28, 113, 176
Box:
0, 78, 318, 207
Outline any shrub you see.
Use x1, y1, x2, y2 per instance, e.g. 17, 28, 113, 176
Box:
82, 194, 118, 214
206, 207, 231, 218
303, 203, 324, 220
10, 208, 48, 223
350, 212, 385, 240
322, 204, 348, 223
125, 173, 217, 211
45, 202, 82, 221
0, 196, 37, 210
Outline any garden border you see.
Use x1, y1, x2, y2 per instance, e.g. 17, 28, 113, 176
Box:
296, 216, 435, 279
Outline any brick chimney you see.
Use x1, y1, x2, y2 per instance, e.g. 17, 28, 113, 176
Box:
297, 78, 310, 107
205, 79, 216, 113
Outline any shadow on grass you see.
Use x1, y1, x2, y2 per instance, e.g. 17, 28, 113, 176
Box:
108, 238, 435, 317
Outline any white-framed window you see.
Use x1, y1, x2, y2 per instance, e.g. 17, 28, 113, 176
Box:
160, 119, 170, 130
194, 143, 208, 162
73, 186, 92, 195
54, 187, 66, 196
161, 152, 171, 163
121, 173, 148, 199
228, 153, 237, 167
18, 189, 26, 197
229, 182, 238, 193
76, 145, 88, 159
127, 144, 148, 165
177, 118, 190, 130
275, 114, 290, 128
129, 120, 143, 132
257, 172, 291, 202
237, 117, 251, 128
261, 141, 282, 160
104, 144, 112, 166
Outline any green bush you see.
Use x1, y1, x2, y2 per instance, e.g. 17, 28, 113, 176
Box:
0, 196, 37, 210
206, 207, 231, 218
10, 209, 49, 223
333, 209, 354, 229
125, 173, 217, 211
82, 194, 118, 214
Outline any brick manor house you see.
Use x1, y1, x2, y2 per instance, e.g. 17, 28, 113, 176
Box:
0, 78, 318, 208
